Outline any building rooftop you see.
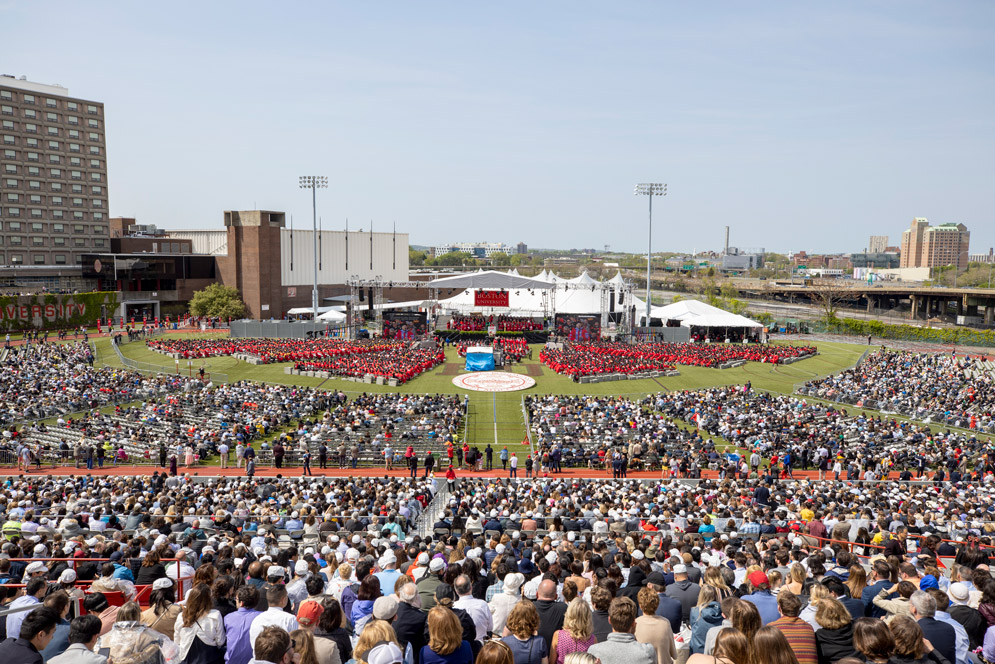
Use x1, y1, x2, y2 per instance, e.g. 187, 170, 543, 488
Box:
0, 75, 72, 97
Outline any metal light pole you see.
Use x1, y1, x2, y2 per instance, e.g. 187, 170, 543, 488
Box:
634, 183, 667, 327
299, 176, 328, 320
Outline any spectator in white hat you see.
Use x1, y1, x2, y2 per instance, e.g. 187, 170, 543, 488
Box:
489, 572, 524, 636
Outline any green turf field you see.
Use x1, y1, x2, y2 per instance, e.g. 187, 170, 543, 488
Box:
92, 335, 870, 455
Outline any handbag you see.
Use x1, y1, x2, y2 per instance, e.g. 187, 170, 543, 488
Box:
183, 634, 225, 664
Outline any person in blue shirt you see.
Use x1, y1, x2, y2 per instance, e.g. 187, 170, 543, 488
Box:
420, 605, 473, 664
742, 571, 779, 625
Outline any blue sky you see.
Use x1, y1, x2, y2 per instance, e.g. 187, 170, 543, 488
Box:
4, 1, 993, 254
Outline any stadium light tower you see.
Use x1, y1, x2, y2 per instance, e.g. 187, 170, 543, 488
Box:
299, 176, 328, 320
634, 183, 667, 326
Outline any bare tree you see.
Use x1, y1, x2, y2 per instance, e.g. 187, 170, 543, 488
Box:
811, 279, 855, 321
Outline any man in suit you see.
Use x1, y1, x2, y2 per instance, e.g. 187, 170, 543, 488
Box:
823, 578, 864, 621
861, 559, 894, 618
644, 573, 682, 634
910, 591, 957, 664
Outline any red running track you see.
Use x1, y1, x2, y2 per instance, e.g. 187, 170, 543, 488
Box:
0, 464, 924, 481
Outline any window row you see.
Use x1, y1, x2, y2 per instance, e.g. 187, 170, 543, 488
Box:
3, 129, 102, 141
5, 183, 104, 193
0, 221, 106, 233
1, 118, 99, 130
0, 235, 105, 246
3, 161, 103, 174
2, 208, 104, 220
0, 92, 99, 114
1, 254, 75, 266
2, 198, 105, 212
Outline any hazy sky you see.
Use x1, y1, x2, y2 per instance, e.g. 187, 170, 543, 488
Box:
4, 1, 993, 254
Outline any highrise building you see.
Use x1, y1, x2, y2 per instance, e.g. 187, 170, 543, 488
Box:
868, 235, 889, 253
0, 76, 109, 267
899, 217, 970, 269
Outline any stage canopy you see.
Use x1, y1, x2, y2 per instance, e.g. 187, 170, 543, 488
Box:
426, 270, 554, 291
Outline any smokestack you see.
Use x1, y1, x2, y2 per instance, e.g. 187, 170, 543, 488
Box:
724, 226, 730, 255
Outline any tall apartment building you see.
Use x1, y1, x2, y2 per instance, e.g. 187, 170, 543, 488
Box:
899, 217, 970, 269
868, 235, 889, 253
0, 76, 109, 267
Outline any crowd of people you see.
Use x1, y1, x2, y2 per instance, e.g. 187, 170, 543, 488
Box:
0, 342, 187, 426
540, 346, 676, 379
800, 350, 995, 434
522, 385, 995, 482
543, 340, 815, 377
148, 338, 426, 365
446, 316, 544, 333
294, 345, 447, 384
5, 471, 995, 664
4, 387, 464, 472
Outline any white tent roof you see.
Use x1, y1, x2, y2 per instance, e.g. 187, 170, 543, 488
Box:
287, 306, 336, 315
570, 270, 597, 285
426, 270, 553, 290
652, 299, 762, 328
315, 309, 347, 322
607, 271, 626, 286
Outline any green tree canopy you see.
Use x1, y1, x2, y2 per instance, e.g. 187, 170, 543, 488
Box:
189, 283, 246, 319
409, 250, 427, 266
490, 252, 511, 266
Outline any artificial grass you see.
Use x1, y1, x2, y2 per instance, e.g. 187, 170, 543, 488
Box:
92, 335, 872, 456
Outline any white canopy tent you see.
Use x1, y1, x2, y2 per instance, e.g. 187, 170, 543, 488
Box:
643, 299, 763, 330
315, 308, 348, 322
287, 306, 337, 316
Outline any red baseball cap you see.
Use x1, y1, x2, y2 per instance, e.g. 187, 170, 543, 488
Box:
748, 570, 769, 588
297, 600, 324, 626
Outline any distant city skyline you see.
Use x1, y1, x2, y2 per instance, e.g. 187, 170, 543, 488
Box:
3, 1, 993, 255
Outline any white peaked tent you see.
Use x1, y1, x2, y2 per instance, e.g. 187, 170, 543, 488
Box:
607, 271, 626, 286
651, 299, 762, 330
316, 309, 348, 322
570, 270, 598, 285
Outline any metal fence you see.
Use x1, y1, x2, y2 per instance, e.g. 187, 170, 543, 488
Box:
230, 320, 348, 339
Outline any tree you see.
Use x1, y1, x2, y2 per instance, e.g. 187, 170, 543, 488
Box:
429, 251, 467, 267
409, 250, 427, 266
490, 252, 511, 266
811, 279, 854, 322
189, 283, 246, 319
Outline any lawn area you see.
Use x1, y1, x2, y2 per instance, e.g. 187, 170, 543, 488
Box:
95, 335, 870, 453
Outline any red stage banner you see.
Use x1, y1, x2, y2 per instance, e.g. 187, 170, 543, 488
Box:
474, 290, 509, 307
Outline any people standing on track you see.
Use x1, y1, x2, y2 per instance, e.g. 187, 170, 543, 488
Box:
509, 453, 518, 478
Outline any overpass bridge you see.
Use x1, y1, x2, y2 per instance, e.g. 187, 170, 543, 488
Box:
736, 282, 995, 325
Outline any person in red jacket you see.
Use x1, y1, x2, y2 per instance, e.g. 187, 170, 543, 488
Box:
445, 464, 457, 493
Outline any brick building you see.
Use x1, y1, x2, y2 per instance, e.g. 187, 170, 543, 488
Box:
1, 76, 109, 267
900, 218, 970, 269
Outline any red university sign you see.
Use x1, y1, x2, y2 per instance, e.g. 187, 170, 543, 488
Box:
474, 290, 509, 307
